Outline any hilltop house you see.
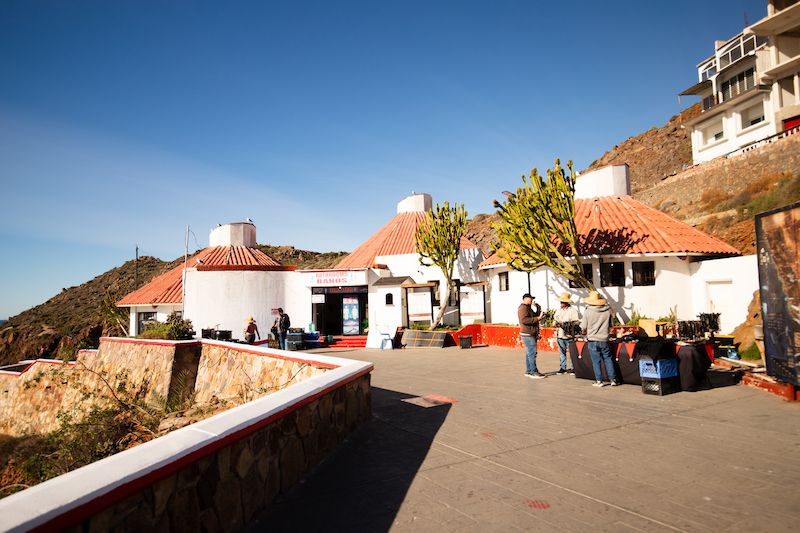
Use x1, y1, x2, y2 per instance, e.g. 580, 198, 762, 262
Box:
480, 165, 757, 335
680, 0, 800, 164
118, 222, 300, 337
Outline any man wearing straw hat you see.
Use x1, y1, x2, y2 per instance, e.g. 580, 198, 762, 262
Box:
518, 293, 544, 379
243, 316, 260, 345
553, 292, 580, 375
580, 291, 618, 387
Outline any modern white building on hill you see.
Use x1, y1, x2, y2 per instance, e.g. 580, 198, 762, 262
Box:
680, 0, 800, 164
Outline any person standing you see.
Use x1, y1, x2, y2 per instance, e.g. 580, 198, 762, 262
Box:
273, 308, 289, 350
553, 293, 580, 375
518, 293, 544, 379
580, 291, 618, 387
243, 317, 260, 345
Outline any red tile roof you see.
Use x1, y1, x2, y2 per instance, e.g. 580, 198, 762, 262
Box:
118, 246, 290, 306
479, 195, 740, 268
336, 211, 479, 269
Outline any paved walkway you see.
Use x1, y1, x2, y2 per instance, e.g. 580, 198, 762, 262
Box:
245, 346, 800, 532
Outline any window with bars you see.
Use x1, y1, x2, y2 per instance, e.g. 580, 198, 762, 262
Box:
632, 262, 656, 286
721, 68, 755, 102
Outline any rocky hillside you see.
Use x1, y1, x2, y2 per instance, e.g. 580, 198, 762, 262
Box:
585, 106, 696, 195
0, 248, 349, 367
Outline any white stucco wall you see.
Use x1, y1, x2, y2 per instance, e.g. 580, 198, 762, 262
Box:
689, 254, 758, 334
183, 269, 311, 341
484, 256, 704, 326
362, 247, 485, 348
208, 222, 256, 247
575, 165, 631, 199
368, 285, 405, 349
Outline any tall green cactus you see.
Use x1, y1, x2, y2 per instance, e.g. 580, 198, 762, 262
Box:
414, 201, 468, 330
491, 159, 595, 291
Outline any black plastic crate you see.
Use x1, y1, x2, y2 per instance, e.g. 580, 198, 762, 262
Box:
641, 375, 681, 396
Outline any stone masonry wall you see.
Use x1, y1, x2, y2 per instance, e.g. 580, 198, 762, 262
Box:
0, 360, 75, 435
0, 340, 328, 437
634, 132, 800, 218
62, 373, 371, 533
194, 344, 329, 404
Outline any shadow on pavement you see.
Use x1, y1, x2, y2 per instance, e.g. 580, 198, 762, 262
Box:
244, 387, 452, 533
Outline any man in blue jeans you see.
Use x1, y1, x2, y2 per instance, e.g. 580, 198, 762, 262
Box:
580, 291, 618, 387
518, 293, 544, 378
553, 292, 579, 374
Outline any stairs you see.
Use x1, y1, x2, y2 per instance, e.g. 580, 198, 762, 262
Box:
323, 335, 368, 348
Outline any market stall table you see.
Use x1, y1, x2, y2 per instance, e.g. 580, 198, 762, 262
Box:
569, 339, 712, 391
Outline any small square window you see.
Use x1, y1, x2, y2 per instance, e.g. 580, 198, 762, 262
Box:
632, 261, 656, 286
499, 271, 509, 292
600, 262, 625, 287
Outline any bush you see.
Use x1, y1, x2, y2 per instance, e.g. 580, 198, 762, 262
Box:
739, 343, 762, 361
137, 313, 194, 340
625, 307, 650, 326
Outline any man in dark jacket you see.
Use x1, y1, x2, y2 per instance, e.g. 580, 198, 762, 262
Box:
580, 291, 618, 387
518, 293, 544, 378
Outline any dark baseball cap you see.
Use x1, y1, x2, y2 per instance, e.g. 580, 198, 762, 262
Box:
522, 293, 534, 300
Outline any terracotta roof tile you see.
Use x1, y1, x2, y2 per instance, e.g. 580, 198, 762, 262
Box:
479, 196, 740, 269
337, 211, 478, 269
118, 246, 288, 306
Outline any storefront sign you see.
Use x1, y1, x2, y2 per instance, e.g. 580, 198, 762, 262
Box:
756, 202, 800, 386
310, 270, 366, 286
311, 294, 325, 304
343, 296, 359, 335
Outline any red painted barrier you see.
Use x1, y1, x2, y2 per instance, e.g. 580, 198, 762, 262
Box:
443, 324, 638, 351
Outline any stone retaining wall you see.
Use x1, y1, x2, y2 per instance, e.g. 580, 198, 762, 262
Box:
0, 353, 373, 533
60, 374, 371, 533
0, 339, 333, 437
0, 360, 75, 435
634, 132, 800, 217
194, 343, 330, 404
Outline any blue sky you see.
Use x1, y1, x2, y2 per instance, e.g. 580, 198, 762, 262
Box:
0, 0, 767, 319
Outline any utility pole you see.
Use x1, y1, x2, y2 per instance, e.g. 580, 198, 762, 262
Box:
135, 245, 138, 290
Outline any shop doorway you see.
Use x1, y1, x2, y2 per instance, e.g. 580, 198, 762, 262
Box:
312, 288, 368, 336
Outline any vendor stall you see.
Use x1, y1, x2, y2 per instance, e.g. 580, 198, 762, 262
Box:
569, 339, 712, 392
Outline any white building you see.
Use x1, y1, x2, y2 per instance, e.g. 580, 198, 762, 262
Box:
118, 222, 308, 339
303, 193, 485, 349
480, 165, 757, 335
680, 0, 800, 164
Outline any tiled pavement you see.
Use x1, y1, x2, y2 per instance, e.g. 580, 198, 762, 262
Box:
244, 346, 800, 532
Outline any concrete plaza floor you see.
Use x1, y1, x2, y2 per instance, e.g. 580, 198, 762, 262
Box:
245, 345, 800, 533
